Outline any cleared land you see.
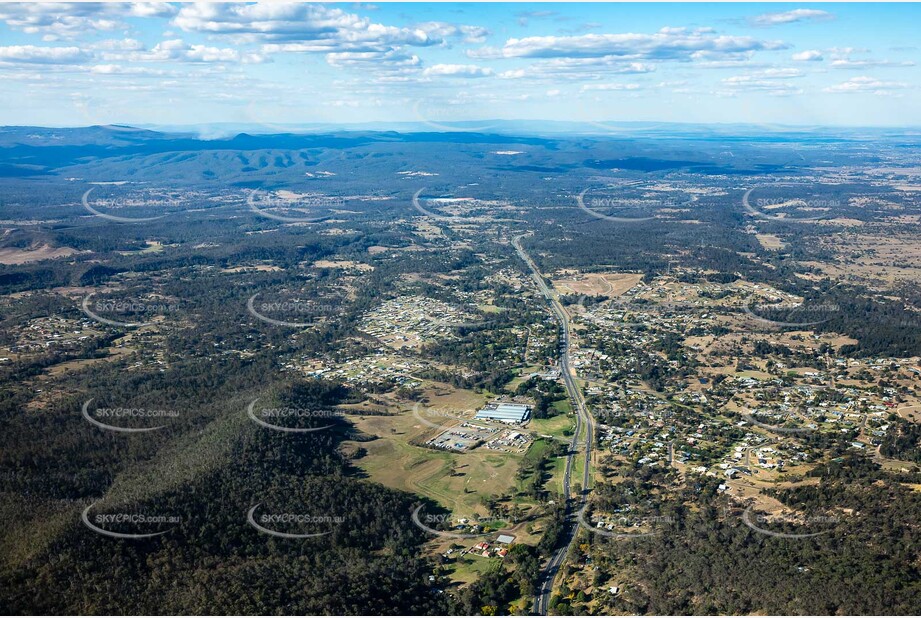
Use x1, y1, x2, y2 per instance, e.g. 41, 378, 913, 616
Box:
552, 272, 643, 298
343, 397, 524, 518
0, 243, 81, 264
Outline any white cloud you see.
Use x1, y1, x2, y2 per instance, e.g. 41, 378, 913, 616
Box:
129, 3, 177, 19
326, 50, 420, 68
830, 58, 915, 69
498, 69, 527, 79
691, 57, 772, 70
91, 38, 146, 52
472, 28, 786, 62
827, 47, 869, 57
580, 83, 641, 92
185, 44, 242, 63
751, 9, 834, 27
173, 3, 479, 55
533, 58, 655, 72
106, 39, 263, 64
746, 68, 805, 79
0, 2, 176, 40
824, 76, 909, 94
792, 50, 823, 61
0, 44, 88, 64
492, 58, 656, 81
88, 64, 169, 76
422, 64, 493, 78
413, 22, 489, 44
720, 74, 803, 96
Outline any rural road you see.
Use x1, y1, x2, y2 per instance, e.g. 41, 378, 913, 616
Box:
512, 233, 594, 616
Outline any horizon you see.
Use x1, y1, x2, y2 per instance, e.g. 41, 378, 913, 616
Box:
8, 118, 921, 134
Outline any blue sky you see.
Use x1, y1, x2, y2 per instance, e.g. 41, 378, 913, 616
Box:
1, 2, 919, 128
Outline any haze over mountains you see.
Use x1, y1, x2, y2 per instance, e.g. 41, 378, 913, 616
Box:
2, 123, 913, 186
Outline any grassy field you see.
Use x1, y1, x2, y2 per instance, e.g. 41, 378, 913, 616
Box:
505, 365, 542, 392
530, 413, 575, 439
548, 454, 568, 496
446, 552, 504, 585
572, 447, 586, 494
117, 240, 165, 255
551, 398, 573, 415
344, 404, 524, 518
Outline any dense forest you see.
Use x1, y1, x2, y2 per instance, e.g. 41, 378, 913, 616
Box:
562, 458, 921, 615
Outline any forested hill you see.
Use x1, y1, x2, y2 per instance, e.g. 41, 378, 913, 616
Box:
0, 376, 448, 614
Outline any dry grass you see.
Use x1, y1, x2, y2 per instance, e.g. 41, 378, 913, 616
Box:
0, 244, 81, 265
313, 259, 374, 271
552, 272, 643, 298
755, 234, 786, 250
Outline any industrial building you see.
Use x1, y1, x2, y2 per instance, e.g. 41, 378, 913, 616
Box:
474, 402, 531, 424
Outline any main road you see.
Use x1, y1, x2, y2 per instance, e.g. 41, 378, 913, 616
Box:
512, 233, 594, 616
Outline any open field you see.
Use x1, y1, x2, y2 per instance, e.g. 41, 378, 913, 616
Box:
806, 232, 921, 286
552, 272, 643, 298
344, 406, 524, 518
531, 414, 575, 440
755, 233, 786, 250
313, 259, 374, 271
0, 243, 82, 264
505, 365, 542, 391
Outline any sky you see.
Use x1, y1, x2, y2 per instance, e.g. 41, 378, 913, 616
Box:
0, 2, 919, 128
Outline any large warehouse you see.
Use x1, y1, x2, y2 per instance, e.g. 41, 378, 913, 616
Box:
474, 402, 532, 424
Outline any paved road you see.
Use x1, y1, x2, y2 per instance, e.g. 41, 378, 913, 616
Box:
513, 234, 594, 616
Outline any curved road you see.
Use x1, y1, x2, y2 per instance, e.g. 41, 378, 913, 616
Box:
513, 233, 594, 615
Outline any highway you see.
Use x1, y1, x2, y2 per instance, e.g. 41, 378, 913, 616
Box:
512, 233, 594, 616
